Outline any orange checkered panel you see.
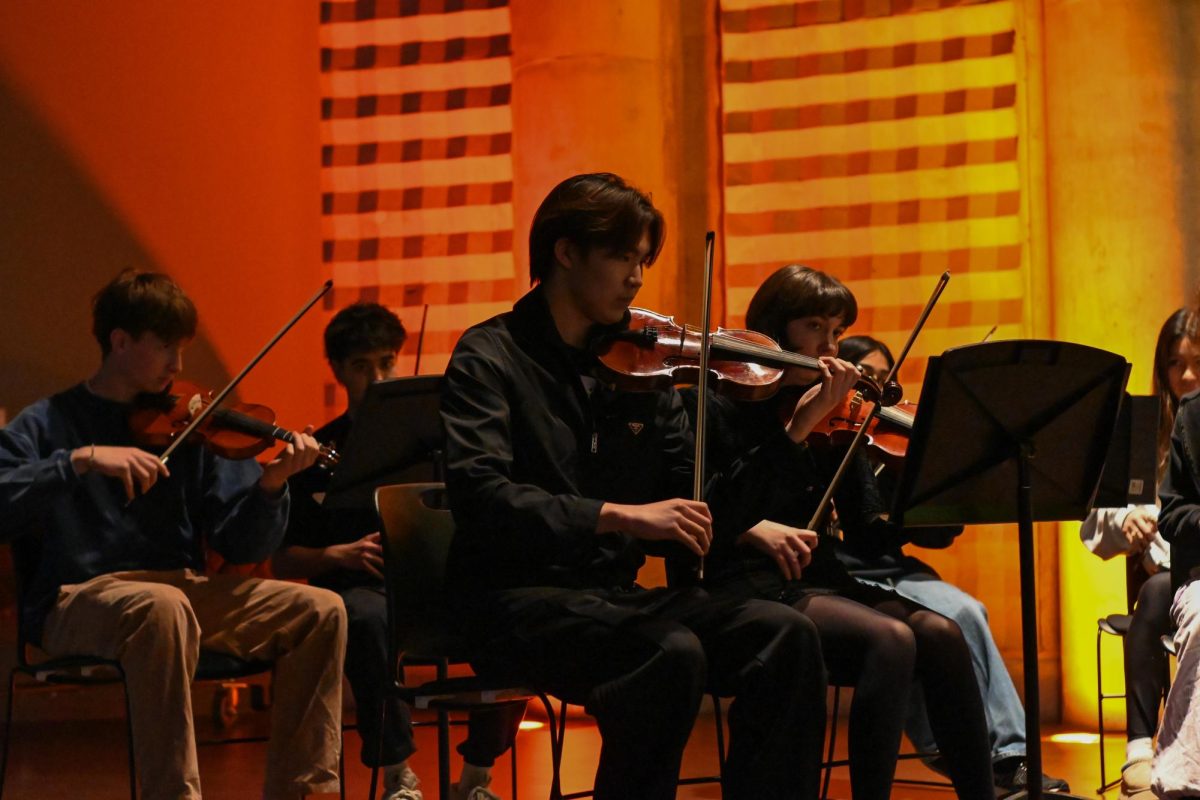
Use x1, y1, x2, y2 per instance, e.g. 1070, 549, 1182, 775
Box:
720, 0, 1024, 389
320, 0, 518, 412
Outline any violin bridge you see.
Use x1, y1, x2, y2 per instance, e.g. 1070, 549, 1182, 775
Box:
849, 391, 863, 421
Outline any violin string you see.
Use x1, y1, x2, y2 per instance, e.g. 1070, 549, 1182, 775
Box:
642, 325, 824, 370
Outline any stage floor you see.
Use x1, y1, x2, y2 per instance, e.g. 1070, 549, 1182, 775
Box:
0, 685, 1124, 799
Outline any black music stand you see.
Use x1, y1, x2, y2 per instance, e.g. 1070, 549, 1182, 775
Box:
323, 375, 445, 511
892, 340, 1129, 800
1093, 394, 1159, 507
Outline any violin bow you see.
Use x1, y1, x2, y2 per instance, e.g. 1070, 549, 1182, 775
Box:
156, 281, 334, 467
413, 303, 429, 376
693, 232, 717, 579
806, 270, 950, 531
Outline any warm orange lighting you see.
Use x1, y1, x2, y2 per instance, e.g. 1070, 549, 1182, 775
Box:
518, 720, 544, 731
1048, 732, 1100, 745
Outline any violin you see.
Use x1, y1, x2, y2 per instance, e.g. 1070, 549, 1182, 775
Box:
783, 383, 916, 465
129, 380, 339, 467
594, 307, 903, 406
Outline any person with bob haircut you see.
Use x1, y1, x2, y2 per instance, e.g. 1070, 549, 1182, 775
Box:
685, 263, 1015, 800
440, 173, 827, 800
0, 270, 346, 800
276, 302, 525, 800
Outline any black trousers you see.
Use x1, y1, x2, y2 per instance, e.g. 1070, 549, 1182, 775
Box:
1125, 570, 1174, 741
342, 585, 525, 768
463, 584, 826, 800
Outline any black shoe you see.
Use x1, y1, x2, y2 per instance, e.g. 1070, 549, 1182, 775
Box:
994, 758, 1070, 797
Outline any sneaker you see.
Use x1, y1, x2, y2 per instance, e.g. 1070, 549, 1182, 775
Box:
451, 776, 501, 800
994, 757, 1070, 797
383, 765, 423, 800
1120, 759, 1154, 800
383, 788, 423, 800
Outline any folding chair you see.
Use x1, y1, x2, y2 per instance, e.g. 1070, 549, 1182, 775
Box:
373, 483, 540, 800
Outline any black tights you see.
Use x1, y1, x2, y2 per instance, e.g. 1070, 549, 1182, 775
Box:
794, 591, 994, 800
1125, 570, 1173, 741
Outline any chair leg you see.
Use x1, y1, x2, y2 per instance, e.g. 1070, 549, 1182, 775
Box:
821, 685, 842, 800
438, 709, 451, 800
711, 694, 727, 785
510, 734, 518, 800
1097, 625, 1109, 794
369, 699, 388, 800
119, 669, 137, 800
538, 694, 564, 800
0, 669, 17, 800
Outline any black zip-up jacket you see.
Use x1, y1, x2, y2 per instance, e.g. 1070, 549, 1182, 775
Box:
441, 288, 779, 599
681, 388, 903, 596
1157, 388, 1200, 593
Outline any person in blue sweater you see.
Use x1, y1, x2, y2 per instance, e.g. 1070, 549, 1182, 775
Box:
0, 270, 347, 800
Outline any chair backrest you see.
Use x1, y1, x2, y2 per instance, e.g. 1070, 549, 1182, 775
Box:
374, 482, 461, 665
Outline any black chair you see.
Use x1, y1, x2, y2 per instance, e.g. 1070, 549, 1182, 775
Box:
373, 482, 539, 800
1095, 558, 1163, 793
818, 683, 953, 800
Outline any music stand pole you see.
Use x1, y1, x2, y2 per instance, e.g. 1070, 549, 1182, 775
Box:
1016, 441, 1043, 799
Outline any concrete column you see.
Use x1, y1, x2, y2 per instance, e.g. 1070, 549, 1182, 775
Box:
1040, 0, 1200, 726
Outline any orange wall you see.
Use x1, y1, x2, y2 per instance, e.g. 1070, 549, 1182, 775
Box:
0, 2, 326, 428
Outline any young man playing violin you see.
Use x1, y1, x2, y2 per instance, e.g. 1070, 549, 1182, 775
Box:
274, 302, 524, 800
440, 172, 827, 800
0, 270, 347, 800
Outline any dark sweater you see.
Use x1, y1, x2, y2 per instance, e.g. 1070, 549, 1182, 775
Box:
0, 383, 288, 643
1157, 388, 1200, 593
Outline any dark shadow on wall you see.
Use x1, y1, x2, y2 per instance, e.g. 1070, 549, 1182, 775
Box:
0, 69, 230, 422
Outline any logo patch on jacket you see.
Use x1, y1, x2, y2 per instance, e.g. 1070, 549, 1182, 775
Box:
628, 422, 644, 435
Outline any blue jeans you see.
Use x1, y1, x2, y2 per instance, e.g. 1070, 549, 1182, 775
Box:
858, 572, 1026, 763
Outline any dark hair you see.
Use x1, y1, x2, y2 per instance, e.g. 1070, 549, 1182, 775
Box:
744, 264, 857, 347
838, 335, 894, 369
527, 173, 665, 285
92, 270, 197, 356
324, 302, 408, 363
1154, 307, 1197, 471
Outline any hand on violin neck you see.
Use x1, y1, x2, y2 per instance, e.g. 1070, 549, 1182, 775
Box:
737, 520, 818, 581
784, 356, 861, 444
597, 498, 713, 557
72, 445, 169, 501
258, 426, 320, 495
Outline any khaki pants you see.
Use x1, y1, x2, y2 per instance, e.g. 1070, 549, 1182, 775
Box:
41, 569, 347, 800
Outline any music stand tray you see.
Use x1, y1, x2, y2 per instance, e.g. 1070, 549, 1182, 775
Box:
892, 340, 1129, 800
323, 375, 445, 511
